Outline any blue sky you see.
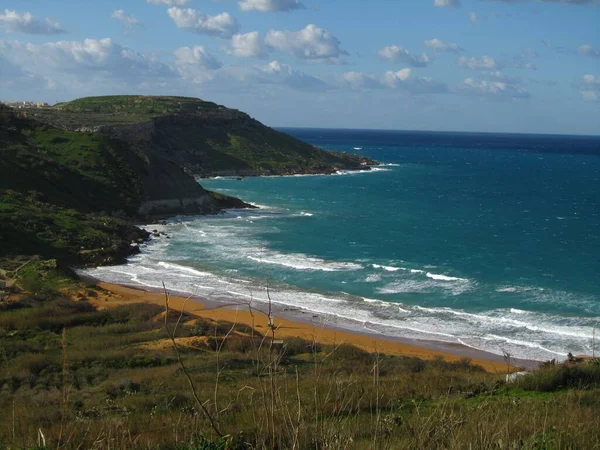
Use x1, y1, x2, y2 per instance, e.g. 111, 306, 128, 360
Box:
0, 0, 598, 134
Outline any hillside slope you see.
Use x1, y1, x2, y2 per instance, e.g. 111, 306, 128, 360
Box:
0, 104, 243, 265
26, 95, 376, 176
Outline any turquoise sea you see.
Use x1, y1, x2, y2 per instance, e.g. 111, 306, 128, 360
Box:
84, 129, 600, 361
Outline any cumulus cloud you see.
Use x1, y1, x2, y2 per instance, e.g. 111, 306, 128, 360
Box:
434, 0, 461, 7
167, 7, 240, 38
111, 10, 140, 27
424, 38, 462, 53
265, 24, 347, 63
460, 77, 529, 99
259, 60, 326, 89
383, 69, 449, 93
578, 44, 600, 58
186, 60, 327, 91
174, 45, 222, 84
147, 0, 188, 5
578, 74, 600, 102
378, 45, 430, 67
0, 38, 175, 86
484, 71, 522, 84
174, 46, 222, 70
228, 32, 267, 57
340, 71, 383, 90
383, 68, 413, 85
239, 0, 304, 12
0, 9, 65, 35
457, 55, 499, 70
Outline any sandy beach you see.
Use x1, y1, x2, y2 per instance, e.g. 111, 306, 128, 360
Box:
83, 279, 538, 372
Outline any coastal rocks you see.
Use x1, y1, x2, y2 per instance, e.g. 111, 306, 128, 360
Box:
139, 196, 215, 216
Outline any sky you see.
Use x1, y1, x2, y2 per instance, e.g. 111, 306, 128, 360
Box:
0, 0, 598, 135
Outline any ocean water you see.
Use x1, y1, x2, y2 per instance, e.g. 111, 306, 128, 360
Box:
83, 129, 600, 362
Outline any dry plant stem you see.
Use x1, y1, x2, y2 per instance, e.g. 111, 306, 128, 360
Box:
162, 282, 223, 438
214, 314, 238, 418
56, 327, 69, 449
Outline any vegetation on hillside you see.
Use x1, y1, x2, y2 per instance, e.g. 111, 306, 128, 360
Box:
22, 96, 377, 176
0, 192, 147, 267
1, 108, 144, 215
1, 265, 599, 449
56, 95, 222, 116
0, 106, 149, 265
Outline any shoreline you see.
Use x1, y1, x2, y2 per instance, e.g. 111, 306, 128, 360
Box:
79, 274, 539, 372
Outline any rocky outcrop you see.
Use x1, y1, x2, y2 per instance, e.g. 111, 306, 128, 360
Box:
139, 196, 216, 216
87, 120, 155, 142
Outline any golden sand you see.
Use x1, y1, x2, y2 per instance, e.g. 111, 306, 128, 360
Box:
90, 281, 508, 373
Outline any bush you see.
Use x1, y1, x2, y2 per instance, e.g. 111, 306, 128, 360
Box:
518, 361, 600, 392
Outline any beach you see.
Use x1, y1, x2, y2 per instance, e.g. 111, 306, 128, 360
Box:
84, 279, 538, 372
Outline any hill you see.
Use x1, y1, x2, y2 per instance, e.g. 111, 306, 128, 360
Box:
24, 95, 376, 177
0, 96, 375, 265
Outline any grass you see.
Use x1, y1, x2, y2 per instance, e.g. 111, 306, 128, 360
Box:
1, 265, 599, 449
0, 111, 144, 215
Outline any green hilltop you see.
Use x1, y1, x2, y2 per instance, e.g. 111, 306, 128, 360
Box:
25, 95, 375, 176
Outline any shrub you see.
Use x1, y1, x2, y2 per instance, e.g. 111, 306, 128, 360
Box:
518, 362, 600, 392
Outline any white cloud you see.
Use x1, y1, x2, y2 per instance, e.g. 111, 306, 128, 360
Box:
383, 69, 449, 94
424, 38, 462, 53
383, 68, 413, 86
457, 55, 499, 70
0, 38, 175, 86
461, 77, 529, 99
578, 44, 600, 58
484, 71, 521, 84
183, 60, 327, 91
468, 12, 480, 23
0, 9, 64, 35
174, 46, 222, 70
174, 45, 222, 84
110, 10, 140, 27
434, 0, 461, 7
259, 60, 326, 89
340, 71, 383, 90
579, 74, 600, 102
228, 32, 267, 57
239, 0, 304, 12
147, 0, 188, 5
167, 7, 240, 38
378, 45, 430, 67
265, 24, 347, 63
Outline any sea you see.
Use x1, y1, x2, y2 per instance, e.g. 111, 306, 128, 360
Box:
82, 129, 600, 362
